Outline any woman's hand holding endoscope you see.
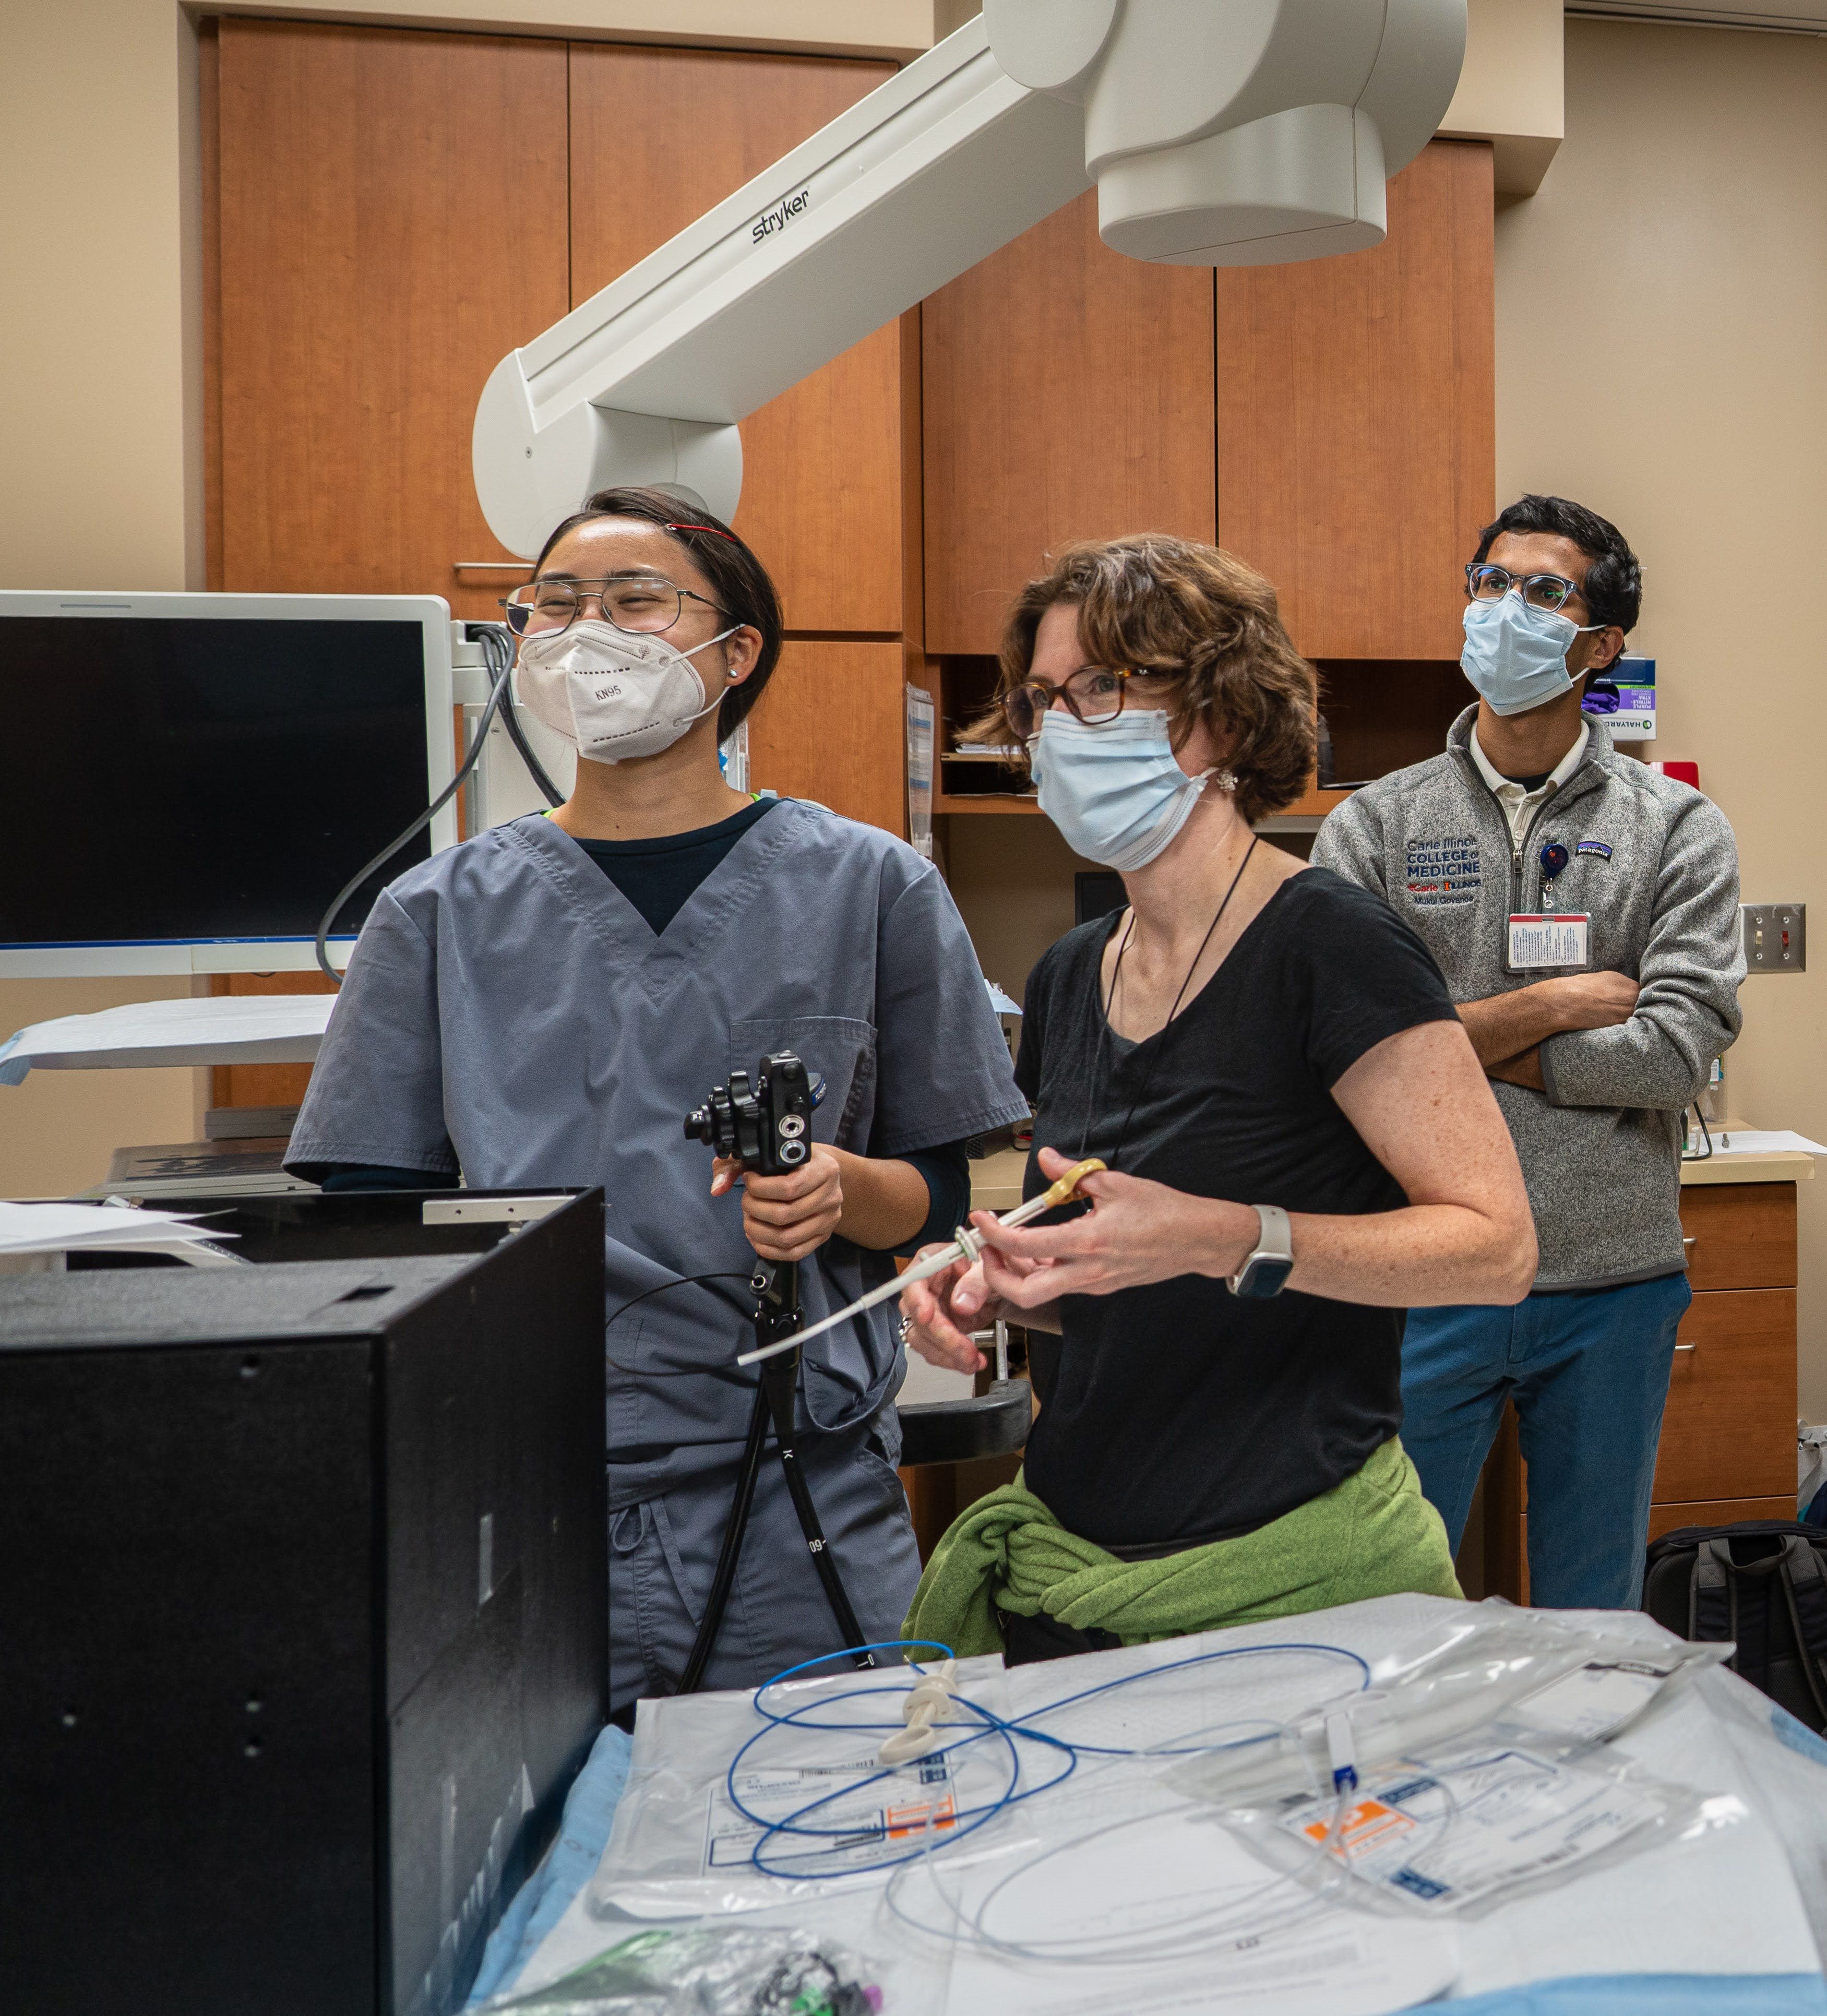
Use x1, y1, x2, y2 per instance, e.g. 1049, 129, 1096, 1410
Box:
713, 1146, 844, 1263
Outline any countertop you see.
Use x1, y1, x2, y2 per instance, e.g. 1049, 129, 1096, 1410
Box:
1678, 1118, 1815, 1186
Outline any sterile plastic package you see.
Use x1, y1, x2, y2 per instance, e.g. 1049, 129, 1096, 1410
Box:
588, 1655, 1017, 1919
1220, 1739, 1722, 1919
1180, 1602, 1728, 1813
474, 1924, 881, 2015
1172, 1604, 1734, 1919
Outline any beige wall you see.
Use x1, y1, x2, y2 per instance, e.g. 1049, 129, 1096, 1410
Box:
1495, 17, 1827, 1409
0, 981, 204, 1199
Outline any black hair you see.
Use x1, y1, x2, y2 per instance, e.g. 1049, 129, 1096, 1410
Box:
1474, 494, 1642, 642
531, 485, 783, 738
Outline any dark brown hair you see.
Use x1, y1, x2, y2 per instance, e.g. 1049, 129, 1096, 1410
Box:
991, 535, 1317, 824
533, 486, 783, 738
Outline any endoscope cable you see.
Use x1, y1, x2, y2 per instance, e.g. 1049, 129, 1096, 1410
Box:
312, 624, 560, 985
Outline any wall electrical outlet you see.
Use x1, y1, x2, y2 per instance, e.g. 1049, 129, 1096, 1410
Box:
1741, 904, 1806, 973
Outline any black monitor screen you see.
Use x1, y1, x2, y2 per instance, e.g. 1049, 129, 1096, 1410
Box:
0, 617, 434, 947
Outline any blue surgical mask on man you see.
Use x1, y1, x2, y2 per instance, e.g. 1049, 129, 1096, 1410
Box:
1028, 708, 1216, 871
1461, 593, 1603, 717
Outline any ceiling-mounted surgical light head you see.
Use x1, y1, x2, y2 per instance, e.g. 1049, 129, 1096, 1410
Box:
987, 0, 1465, 266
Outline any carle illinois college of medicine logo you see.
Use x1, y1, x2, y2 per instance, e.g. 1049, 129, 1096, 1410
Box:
1404, 837, 1482, 909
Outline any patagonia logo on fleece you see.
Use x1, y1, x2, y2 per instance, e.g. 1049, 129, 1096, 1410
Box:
1404, 836, 1482, 908
1576, 840, 1614, 859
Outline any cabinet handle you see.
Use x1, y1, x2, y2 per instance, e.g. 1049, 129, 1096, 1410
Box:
1674, 1343, 1697, 1352
452, 561, 533, 571
1682, 1236, 1696, 1247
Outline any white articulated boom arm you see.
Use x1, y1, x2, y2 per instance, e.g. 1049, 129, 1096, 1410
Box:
473, 0, 1464, 554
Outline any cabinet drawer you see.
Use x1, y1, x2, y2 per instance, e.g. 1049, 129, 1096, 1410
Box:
1646, 1496, 1795, 1543
1678, 1184, 1797, 1291
1651, 1289, 1796, 1502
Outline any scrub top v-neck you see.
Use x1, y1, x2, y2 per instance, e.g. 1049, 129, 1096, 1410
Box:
287, 797, 1029, 1495
571, 795, 777, 937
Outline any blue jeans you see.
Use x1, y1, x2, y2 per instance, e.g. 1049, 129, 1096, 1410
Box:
1400, 1273, 1691, 1609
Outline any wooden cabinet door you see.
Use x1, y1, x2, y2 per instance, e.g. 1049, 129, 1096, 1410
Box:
568, 45, 902, 635
747, 640, 906, 832
1215, 139, 1495, 661
1679, 1183, 1798, 1291
215, 20, 569, 618
922, 190, 1217, 657
1653, 1288, 1797, 1503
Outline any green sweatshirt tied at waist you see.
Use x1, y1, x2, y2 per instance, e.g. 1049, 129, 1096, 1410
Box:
903, 1436, 1461, 1660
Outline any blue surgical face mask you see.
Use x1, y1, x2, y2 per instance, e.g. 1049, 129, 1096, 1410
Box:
1461, 593, 1602, 717
1028, 708, 1215, 870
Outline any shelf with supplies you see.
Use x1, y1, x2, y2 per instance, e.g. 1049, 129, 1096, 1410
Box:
924, 648, 1464, 822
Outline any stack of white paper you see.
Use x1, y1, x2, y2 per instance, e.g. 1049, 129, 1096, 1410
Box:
0, 994, 335, 1084
0, 1201, 243, 1266
1712, 1129, 1827, 1157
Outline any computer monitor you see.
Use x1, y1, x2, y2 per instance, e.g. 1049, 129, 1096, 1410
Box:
0, 592, 455, 976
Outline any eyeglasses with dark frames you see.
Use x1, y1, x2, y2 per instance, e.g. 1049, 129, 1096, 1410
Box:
1001, 664, 1180, 742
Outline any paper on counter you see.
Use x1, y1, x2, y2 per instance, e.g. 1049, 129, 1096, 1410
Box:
1710, 1129, 1827, 1158
0, 993, 335, 1084
0, 1200, 236, 1256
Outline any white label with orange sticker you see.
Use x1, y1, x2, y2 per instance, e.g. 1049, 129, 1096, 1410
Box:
1282, 1748, 1661, 1910
703, 1753, 986, 1877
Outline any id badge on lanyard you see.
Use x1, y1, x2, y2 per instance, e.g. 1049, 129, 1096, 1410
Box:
1508, 914, 1590, 970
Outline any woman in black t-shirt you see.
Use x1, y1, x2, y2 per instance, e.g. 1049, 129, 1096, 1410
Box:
901, 536, 1535, 1665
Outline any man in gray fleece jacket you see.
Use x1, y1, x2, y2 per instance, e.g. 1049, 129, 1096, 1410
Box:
1313, 494, 1742, 1608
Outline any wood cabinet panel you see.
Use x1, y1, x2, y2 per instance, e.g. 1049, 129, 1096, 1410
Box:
922, 190, 1216, 657
568, 44, 902, 634
1652, 1288, 1797, 1502
216, 20, 569, 616
208, 972, 337, 1110
1679, 1183, 1797, 1291
1646, 1496, 1796, 1542
745, 640, 906, 836
1215, 139, 1495, 661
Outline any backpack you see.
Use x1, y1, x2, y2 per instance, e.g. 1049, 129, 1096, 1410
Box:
1642, 1520, 1827, 1732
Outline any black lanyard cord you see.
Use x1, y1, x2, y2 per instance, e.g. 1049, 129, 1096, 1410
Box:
1080, 834, 1260, 1172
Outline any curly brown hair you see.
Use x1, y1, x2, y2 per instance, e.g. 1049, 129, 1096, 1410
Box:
984, 535, 1317, 824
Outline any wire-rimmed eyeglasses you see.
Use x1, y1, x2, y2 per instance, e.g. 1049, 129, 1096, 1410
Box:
501, 574, 729, 638
1465, 563, 1585, 615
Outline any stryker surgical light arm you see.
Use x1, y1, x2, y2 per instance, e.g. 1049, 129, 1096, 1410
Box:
472, 0, 1465, 555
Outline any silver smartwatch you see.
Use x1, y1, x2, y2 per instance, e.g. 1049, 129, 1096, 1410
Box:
1228, 1203, 1294, 1300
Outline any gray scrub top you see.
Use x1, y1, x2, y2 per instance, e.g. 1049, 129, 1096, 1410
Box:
288, 800, 1028, 1503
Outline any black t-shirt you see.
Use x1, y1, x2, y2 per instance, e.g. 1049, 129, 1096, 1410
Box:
1014, 868, 1459, 1549
572, 794, 777, 936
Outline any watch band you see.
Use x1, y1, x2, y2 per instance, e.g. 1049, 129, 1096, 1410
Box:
1228, 1203, 1294, 1299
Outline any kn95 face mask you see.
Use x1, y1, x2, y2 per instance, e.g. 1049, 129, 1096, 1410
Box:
1461, 594, 1603, 718
514, 618, 738, 762
1028, 707, 1216, 872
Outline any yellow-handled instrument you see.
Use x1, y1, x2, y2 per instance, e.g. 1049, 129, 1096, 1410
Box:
735, 1158, 1106, 1367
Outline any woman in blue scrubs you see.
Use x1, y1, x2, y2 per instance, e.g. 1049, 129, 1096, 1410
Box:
288, 486, 1026, 1719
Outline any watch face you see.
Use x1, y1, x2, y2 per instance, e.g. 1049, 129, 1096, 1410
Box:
1236, 1255, 1295, 1300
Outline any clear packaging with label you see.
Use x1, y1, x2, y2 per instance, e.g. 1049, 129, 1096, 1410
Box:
1181, 1605, 1730, 1917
